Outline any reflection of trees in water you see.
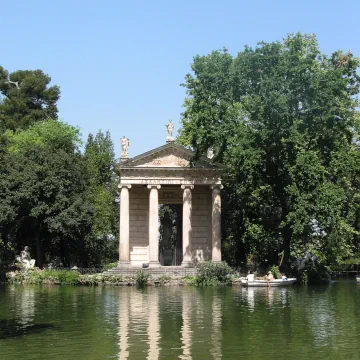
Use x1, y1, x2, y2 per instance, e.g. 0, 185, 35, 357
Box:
0, 318, 54, 339
1, 286, 54, 340
304, 287, 336, 348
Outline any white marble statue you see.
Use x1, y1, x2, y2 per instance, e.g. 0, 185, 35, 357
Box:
120, 136, 130, 157
16, 246, 36, 269
166, 120, 174, 142
207, 147, 214, 159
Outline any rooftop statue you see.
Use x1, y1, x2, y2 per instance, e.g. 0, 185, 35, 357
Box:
166, 120, 174, 142
120, 136, 130, 157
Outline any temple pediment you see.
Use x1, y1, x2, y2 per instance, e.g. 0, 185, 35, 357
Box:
120, 143, 221, 169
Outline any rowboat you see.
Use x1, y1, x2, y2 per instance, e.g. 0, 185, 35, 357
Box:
241, 278, 297, 287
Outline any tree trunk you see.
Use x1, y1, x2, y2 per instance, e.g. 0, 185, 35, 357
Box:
35, 231, 43, 268
279, 196, 292, 272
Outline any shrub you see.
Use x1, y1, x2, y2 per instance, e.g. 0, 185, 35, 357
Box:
269, 265, 281, 279
6, 268, 80, 285
102, 262, 118, 271
136, 270, 150, 286
183, 276, 197, 286
157, 275, 172, 285
195, 261, 232, 286
55, 270, 80, 285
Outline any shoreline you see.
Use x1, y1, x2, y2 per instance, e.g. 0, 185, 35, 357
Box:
5, 268, 243, 286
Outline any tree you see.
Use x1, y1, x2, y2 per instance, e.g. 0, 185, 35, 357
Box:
178, 33, 360, 269
0, 66, 60, 132
83, 130, 119, 264
0, 120, 92, 267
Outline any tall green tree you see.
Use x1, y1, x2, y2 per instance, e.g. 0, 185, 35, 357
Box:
178, 33, 360, 268
83, 130, 119, 264
0, 120, 92, 267
0, 66, 60, 132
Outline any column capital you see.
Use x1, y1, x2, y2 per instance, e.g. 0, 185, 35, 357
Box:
181, 184, 194, 190
147, 184, 161, 190
210, 184, 223, 190
118, 184, 132, 189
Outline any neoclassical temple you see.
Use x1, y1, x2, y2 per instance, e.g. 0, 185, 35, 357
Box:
117, 123, 223, 268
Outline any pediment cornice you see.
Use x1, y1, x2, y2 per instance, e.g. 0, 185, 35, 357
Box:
119, 143, 223, 171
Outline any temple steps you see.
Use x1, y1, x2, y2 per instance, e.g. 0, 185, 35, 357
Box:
104, 266, 197, 277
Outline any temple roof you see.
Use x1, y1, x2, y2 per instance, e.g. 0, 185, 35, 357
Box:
116, 142, 223, 175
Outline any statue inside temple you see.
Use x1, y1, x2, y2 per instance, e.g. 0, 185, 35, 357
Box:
160, 212, 174, 266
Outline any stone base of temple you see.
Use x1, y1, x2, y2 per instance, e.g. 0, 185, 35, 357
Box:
105, 266, 197, 277
148, 261, 161, 268
117, 261, 131, 268
180, 261, 193, 268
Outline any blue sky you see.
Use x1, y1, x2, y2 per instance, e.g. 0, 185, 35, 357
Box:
2, 0, 360, 157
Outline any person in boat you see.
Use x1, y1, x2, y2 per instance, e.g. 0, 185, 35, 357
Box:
281, 275, 288, 281
264, 271, 274, 288
266, 271, 274, 281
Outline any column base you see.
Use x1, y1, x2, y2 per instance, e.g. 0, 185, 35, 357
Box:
181, 260, 193, 268
148, 261, 161, 268
117, 261, 131, 268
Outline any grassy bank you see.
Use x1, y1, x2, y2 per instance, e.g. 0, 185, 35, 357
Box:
5, 261, 235, 286
5, 269, 200, 286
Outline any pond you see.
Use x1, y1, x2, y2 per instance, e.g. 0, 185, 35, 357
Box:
0, 280, 359, 359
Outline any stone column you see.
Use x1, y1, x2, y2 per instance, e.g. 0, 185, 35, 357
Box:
148, 185, 161, 267
118, 185, 132, 267
211, 185, 223, 262
181, 185, 194, 267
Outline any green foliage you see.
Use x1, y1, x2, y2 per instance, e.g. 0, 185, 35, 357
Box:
178, 33, 360, 269
0, 66, 60, 132
195, 261, 232, 286
79, 274, 132, 286
183, 275, 197, 286
83, 130, 119, 265
0, 120, 92, 267
5, 119, 81, 152
0, 106, 118, 268
136, 270, 150, 287
102, 262, 118, 271
7, 268, 80, 285
330, 254, 360, 271
269, 265, 281, 279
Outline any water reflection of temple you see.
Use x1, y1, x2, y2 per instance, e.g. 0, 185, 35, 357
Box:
117, 288, 223, 359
